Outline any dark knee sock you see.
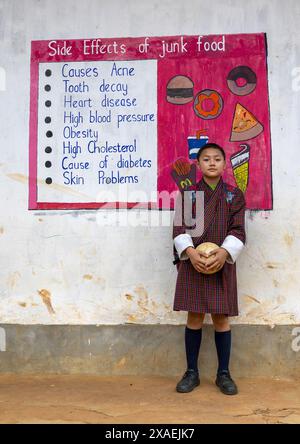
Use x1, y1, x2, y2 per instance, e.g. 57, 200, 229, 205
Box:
214, 330, 231, 375
185, 326, 202, 373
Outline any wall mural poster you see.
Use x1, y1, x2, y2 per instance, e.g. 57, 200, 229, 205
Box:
29, 33, 272, 210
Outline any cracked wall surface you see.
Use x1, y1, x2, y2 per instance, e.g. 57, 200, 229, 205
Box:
0, 0, 300, 325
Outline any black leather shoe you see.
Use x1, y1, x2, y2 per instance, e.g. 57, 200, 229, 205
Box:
176, 369, 200, 393
215, 371, 238, 395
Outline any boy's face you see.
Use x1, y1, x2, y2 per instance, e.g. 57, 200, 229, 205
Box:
197, 148, 226, 178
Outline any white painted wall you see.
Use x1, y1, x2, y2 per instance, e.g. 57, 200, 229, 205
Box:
0, 0, 299, 325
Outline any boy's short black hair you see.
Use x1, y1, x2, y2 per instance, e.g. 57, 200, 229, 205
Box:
196, 143, 226, 161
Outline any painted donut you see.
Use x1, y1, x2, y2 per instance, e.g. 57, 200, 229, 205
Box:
227, 66, 257, 96
193, 89, 223, 120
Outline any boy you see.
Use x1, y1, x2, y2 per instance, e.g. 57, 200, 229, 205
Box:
173, 142, 246, 395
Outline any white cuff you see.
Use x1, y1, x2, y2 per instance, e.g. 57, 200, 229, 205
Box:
174, 233, 194, 260
221, 235, 244, 264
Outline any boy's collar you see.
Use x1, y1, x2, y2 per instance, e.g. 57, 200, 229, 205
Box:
202, 176, 223, 189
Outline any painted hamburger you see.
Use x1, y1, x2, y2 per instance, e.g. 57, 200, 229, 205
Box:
166, 75, 194, 105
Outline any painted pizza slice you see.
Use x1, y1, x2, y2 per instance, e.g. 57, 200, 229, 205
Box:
230, 103, 264, 142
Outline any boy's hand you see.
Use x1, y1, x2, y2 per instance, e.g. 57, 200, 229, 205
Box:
205, 247, 229, 272
185, 247, 208, 273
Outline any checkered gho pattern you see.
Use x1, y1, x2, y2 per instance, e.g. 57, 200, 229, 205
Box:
173, 178, 246, 316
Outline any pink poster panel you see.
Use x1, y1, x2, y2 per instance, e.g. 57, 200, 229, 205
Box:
29, 33, 272, 210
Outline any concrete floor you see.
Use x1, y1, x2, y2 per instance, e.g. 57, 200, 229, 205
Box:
0, 375, 300, 424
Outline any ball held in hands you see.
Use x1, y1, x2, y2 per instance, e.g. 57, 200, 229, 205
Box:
195, 242, 220, 274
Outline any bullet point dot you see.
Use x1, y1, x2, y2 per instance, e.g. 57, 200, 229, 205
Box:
45, 116, 51, 124
45, 84, 51, 92
45, 177, 52, 184
45, 100, 51, 107
45, 146, 52, 153
46, 131, 53, 138
45, 161, 52, 168
45, 69, 52, 77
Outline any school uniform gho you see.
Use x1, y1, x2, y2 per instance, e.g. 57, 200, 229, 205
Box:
173, 173, 246, 395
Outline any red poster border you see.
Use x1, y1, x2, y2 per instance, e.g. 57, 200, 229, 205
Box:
29, 33, 271, 210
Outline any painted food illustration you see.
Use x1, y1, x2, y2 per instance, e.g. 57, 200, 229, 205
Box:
230, 103, 263, 141
187, 129, 209, 159
227, 66, 257, 96
230, 144, 250, 193
171, 158, 197, 190
193, 89, 223, 119
166, 75, 194, 104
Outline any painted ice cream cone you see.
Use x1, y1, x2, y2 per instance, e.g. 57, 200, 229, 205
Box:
230, 144, 250, 193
